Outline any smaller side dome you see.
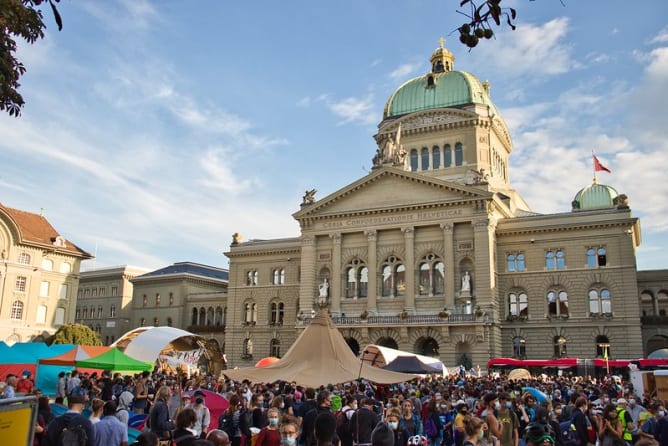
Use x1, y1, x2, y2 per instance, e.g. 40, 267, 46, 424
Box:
572, 183, 619, 210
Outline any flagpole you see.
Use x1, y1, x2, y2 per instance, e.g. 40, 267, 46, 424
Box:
592, 149, 597, 184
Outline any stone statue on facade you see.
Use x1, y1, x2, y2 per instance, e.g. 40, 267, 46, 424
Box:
317, 278, 329, 307
302, 189, 317, 205
232, 232, 242, 245
372, 123, 405, 168
461, 271, 471, 293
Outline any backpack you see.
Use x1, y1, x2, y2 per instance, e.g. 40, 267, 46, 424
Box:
60, 423, 88, 446
424, 416, 438, 438
559, 419, 578, 446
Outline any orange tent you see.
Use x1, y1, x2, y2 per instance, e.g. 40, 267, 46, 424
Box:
39, 345, 112, 365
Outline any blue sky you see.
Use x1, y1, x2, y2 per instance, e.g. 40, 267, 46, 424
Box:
1, 1, 667, 272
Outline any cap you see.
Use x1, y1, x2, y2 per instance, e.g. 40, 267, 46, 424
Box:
617, 398, 628, 405
22, 370, 31, 377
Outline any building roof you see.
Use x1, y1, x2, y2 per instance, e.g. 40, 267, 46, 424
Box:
384, 70, 500, 118
135, 261, 229, 281
0, 202, 92, 258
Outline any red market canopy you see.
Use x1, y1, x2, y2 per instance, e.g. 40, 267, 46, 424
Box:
487, 358, 578, 368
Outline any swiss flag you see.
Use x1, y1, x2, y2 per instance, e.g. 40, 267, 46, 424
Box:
593, 154, 611, 173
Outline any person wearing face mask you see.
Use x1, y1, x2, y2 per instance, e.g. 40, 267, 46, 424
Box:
454, 402, 469, 446
336, 395, 357, 446
438, 400, 454, 446
386, 408, 410, 446
481, 393, 503, 444
256, 408, 282, 446
192, 390, 212, 439
462, 415, 486, 446
638, 402, 662, 442
280, 418, 300, 446
496, 394, 519, 446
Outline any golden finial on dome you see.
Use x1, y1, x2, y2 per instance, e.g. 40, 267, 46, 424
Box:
431, 38, 454, 73
439, 36, 445, 48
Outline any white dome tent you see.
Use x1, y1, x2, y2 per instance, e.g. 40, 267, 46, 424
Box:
111, 326, 220, 375
360, 344, 447, 375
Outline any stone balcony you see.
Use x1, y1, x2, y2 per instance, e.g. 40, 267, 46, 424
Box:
299, 313, 479, 326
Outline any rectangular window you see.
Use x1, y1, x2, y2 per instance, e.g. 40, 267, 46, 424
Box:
59, 284, 68, 300
40, 281, 50, 297
15, 276, 27, 292
36, 305, 47, 324
99, 287, 106, 297
111, 286, 118, 296
92, 288, 97, 297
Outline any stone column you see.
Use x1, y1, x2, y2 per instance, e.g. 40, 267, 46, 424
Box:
331, 233, 342, 313
403, 227, 416, 310
366, 230, 377, 311
299, 235, 316, 314
472, 217, 496, 306
441, 223, 455, 308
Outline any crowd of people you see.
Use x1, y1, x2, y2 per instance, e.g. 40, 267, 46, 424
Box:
4, 367, 668, 446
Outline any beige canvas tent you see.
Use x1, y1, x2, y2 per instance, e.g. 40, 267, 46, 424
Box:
223, 310, 417, 387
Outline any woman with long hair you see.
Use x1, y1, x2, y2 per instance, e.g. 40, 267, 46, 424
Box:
599, 405, 624, 446
255, 408, 282, 446
462, 416, 486, 446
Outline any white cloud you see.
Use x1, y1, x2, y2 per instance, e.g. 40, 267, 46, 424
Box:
472, 17, 575, 79
315, 94, 377, 126
389, 63, 421, 80
197, 147, 257, 194
650, 26, 668, 44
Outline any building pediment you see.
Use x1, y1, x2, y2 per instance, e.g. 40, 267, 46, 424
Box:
293, 167, 491, 224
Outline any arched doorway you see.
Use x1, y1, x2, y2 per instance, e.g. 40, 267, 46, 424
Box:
455, 341, 472, 369
345, 337, 360, 356
647, 335, 668, 356
376, 337, 398, 350
415, 336, 440, 357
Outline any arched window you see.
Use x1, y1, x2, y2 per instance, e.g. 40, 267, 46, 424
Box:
455, 142, 463, 166
345, 258, 368, 299
587, 247, 607, 267
199, 307, 206, 325
83, 307, 88, 318
41, 258, 53, 271
167, 317, 173, 327
169, 293, 174, 306
509, 291, 528, 318
142, 295, 147, 307
444, 144, 452, 167
554, 336, 567, 358
97, 305, 103, 318
547, 290, 569, 317
512, 336, 526, 359
191, 308, 198, 325
596, 335, 611, 358
410, 149, 418, 172
246, 270, 258, 286
546, 250, 565, 270
507, 253, 525, 272
244, 302, 257, 323
589, 288, 612, 315
155, 294, 161, 306
17, 252, 31, 265
381, 256, 405, 298
207, 307, 214, 325
140, 318, 146, 327
153, 317, 159, 327
110, 305, 116, 317
418, 254, 444, 296
270, 302, 285, 325
432, 146, 441, 169
421, 147, 429, 170
11, 300, 23, 320
60, 262, 72, 273
270, 338, 281, 358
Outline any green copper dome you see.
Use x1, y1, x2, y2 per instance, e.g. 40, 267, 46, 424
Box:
572, 183, 619, 210
383, 70, 500, 118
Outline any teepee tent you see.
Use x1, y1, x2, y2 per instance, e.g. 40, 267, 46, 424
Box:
223, 309, 417, 387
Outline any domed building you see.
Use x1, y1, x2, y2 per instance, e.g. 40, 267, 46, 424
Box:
223, 42, 664, 369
